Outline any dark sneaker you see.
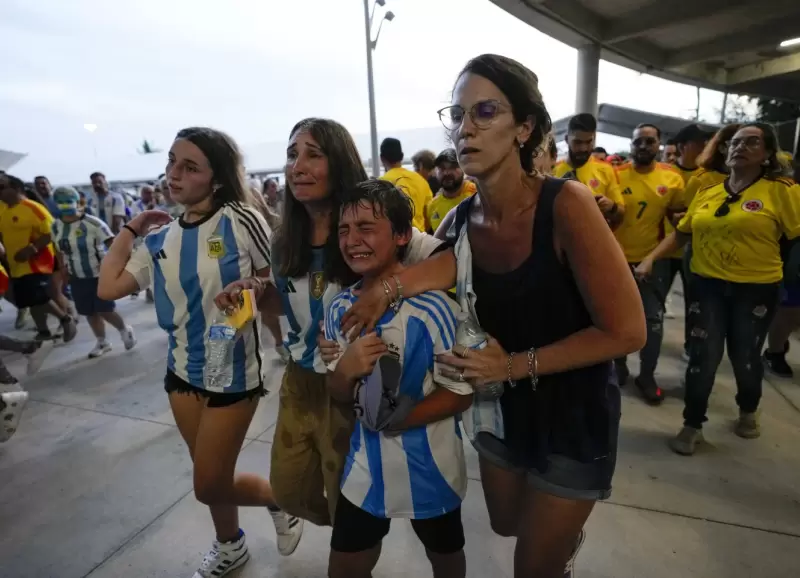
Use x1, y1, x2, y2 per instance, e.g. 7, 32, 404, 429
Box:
735, 412, 760, 439
763, 351, 793, 379
0, 366, 19, 386
615, 361, 630, 387
60, 316, 77, 343
635, 375, 664, 405
669, 426, 703, 455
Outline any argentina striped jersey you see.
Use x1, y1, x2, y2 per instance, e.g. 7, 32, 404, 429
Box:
325, 288, 471, 519
51, 215, 113, 278
272, 228, 445, 373
125, 202, 272, 392
87, 191, 126, 227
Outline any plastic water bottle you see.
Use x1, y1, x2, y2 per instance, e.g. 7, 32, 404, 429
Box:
205, 316, 237, 390
454, 312, 504, 399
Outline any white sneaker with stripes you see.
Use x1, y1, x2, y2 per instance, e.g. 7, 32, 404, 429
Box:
192, 531, 249, 578
269, 509, 303, 556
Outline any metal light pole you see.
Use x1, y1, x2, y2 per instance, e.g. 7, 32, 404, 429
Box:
363, 0, 394, 178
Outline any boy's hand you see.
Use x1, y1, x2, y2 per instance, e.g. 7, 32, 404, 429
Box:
337, 332, 387, 381
317, 321, 341, 365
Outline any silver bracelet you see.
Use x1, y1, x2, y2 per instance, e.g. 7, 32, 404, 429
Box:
527, 348, 538, 391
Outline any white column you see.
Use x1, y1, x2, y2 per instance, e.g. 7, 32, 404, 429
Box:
576, 43, 600, 116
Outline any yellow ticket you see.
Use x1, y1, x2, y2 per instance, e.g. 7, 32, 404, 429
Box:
226, 289, 257, 330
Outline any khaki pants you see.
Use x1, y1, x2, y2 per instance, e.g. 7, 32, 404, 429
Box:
269, 360, 354, 526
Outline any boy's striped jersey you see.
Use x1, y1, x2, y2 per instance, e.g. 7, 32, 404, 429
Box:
125, 202, 272, 392
51, 215, 114, 278
325, 287, 471, 519
272, 228, 445, 373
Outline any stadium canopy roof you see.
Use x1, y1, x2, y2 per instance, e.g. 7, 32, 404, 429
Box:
552, 103, 720, 142
490, 0, 800, 102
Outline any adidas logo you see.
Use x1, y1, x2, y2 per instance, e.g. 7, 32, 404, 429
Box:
153, 249, 167, 260
622, 187, 633, 196
281, 279, 297, 294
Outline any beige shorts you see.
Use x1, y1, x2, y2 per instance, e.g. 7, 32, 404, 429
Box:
269, 360, 354, 526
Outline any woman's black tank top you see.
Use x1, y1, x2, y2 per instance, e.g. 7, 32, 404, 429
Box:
452, 177, 615, 469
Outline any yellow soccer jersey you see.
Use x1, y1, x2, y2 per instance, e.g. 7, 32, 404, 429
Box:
381, 167, 433, 232
426, 181, 476, 233
553, 157, 624, 208
614, 162, 685, 263
678, 177, 800, 284
681, 169, 727, 207
662, 163, 694, 257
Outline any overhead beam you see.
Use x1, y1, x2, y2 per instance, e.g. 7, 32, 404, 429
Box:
726, 52, 800, 85
667, 15, 800, 67
604, 0, 742, 44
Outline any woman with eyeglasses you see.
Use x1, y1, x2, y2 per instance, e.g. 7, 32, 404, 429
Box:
635, 123, 800, 456
332, 54, 646, 578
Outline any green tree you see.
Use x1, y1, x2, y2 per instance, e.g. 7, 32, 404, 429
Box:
755, 98, 800, 124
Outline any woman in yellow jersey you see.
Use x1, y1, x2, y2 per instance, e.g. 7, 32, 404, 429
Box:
636, 123, 800, 455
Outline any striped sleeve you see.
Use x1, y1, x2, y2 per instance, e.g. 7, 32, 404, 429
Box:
85, 215, 113, 243
324, 290, 353, 372
229, 202, 272, 271
410, 292, 472, 395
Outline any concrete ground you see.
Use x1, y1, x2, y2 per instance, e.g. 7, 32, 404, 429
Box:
1, 291, 799, 578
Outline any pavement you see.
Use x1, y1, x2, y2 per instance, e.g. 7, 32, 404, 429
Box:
1, 290, 799, 578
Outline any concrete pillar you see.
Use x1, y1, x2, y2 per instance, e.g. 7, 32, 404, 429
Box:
576, 43, 600, 117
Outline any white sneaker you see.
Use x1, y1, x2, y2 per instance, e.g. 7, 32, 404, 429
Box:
120, 326, 137, 351
26, 341, 54, 375
1, 391, 30, 442
563, 528, 586, 577
192, 532, 250, 578
270, 509, 303, 556
275, 345, 291, 364
88, 341, 112, 359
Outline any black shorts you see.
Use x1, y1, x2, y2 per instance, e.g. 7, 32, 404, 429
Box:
330, 495, 464, 555
163, 370, 264, 408
11, 274, 51, 308
71, 277, 115, 316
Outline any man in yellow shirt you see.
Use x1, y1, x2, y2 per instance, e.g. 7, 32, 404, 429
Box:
553, 113, 625, 229
0, 173, 77, 342
379, 138, 433, 232
614, 124, 685, 404
425, 148, 476, 234
665, 124, 712, 354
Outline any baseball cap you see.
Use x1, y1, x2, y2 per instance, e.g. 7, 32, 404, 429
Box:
53, 186, 81, 211
434, 148, 458, 168
354, 354, 415, 433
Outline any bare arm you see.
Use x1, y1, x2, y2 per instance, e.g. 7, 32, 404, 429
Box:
98, 227, 139, 300
390, 389, 472, 431
111, 215, 125, 235
643, 230, 690, 265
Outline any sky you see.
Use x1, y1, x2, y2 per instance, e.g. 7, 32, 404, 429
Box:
1, 0, 731, 183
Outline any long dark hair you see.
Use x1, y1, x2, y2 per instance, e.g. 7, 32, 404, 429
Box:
697, 123, 741, 174
173, 127, 253, 208
456, 54, 553, 174
275, 118, 367, 278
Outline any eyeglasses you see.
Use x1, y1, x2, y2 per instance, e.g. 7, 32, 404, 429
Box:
729, 136, 763, 151
714, 193, 741, 217
437, 100, 507, 131
632, 137, 658, 147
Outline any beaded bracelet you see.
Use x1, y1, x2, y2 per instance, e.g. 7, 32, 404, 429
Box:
506, 352, 516, 387
527, 347, 538, 391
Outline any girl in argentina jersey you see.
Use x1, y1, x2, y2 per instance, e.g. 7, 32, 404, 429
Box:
214, 118, 444, 530
98, 128, 302, 578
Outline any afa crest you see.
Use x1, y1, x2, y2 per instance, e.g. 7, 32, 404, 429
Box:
206, 234, 225, 259
74, 227, 84, 237
310, 271, 327, 300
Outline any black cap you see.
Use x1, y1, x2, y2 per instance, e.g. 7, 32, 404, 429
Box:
379, 137, 403, 163
674, 124, 713, 145
434, 148, 458, 167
